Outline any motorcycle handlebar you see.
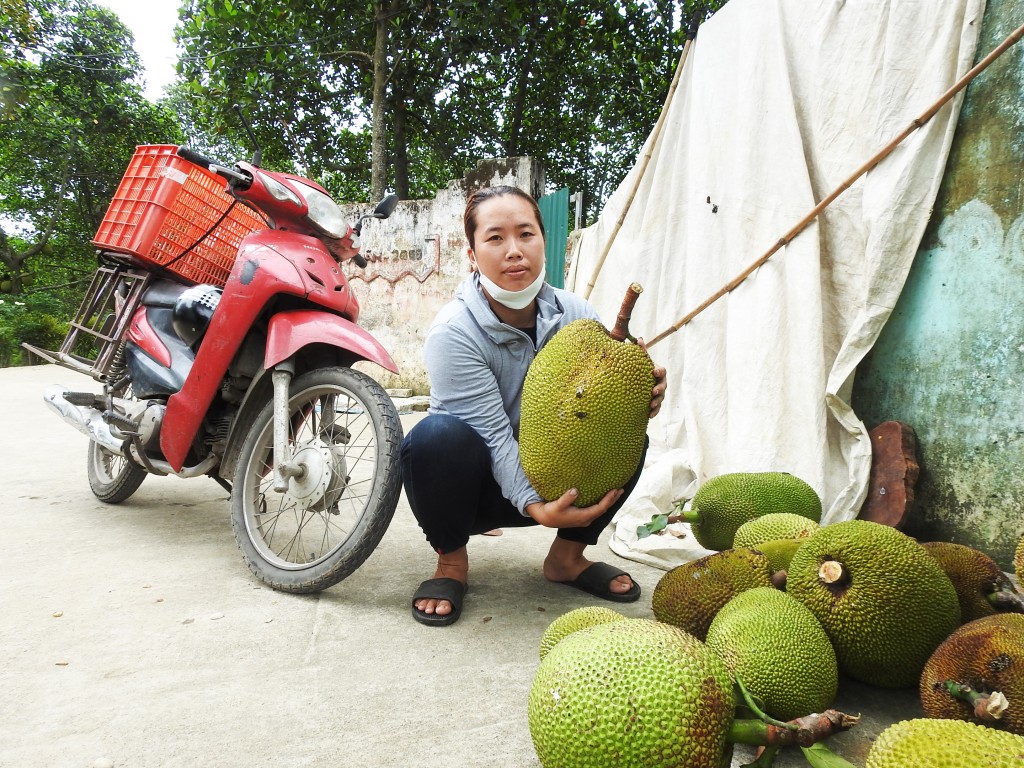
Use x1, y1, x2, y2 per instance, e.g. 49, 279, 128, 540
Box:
178, 146, 251, 187
175, 147, 392, 262
176, 146, 215, 170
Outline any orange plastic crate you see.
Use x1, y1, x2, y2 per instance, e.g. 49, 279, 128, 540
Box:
92, 145, 266, 287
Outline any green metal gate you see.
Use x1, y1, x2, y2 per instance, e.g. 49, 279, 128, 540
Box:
538, 188, 569, 289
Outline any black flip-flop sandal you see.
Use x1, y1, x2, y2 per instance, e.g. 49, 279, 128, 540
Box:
411, 577, 467, 626
555, 561, 641, 603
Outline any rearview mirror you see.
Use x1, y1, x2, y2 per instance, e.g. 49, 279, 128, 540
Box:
373, 193, 399, 220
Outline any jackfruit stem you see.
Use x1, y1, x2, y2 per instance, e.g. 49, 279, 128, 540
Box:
667, 497, 700, 524
735, 677, 795, 730
610, 283, 643, 342
770, 570, 788, 590
668, 510, 699, 525
818, 560, 850, 588
988, 588, 1024, 613
937, 680, 1009, 721
727, 709, 861, 747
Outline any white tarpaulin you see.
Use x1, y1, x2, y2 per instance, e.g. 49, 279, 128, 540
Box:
566, 0, 986, 569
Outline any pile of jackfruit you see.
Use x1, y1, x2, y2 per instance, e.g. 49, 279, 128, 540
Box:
528, 471, 1024, 768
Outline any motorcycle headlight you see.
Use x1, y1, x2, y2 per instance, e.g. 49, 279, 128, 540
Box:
295, 182, 349, 239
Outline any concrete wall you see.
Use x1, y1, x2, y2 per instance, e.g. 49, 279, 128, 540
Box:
340, 157, 545, 394
851, 0, 1024, 567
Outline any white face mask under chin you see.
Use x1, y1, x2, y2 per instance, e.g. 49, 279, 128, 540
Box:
476, 266, 546, 310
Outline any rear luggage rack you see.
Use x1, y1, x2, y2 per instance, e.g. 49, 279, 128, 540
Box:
22, 262, 151, 382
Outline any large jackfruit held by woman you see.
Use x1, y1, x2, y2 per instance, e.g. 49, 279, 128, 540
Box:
520, 285, 654, 506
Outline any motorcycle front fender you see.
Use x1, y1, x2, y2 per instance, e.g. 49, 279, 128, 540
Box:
265, 310, 399, 374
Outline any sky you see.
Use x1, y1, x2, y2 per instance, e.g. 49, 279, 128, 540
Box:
96, 0, 181, 102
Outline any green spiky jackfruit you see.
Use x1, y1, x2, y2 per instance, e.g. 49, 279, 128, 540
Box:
751, 539, 803, 573
1015, 534, 1024, 583
528, 618, 735, 768
705, 586, 837, 721
920, 613, 1024, 735
686, 472, 821, 551
539, 607, 626, 660
866, 718, 1024, 768
733, 513, 819, 549
520, 318, 654, 506
922, 541, 1024, 623
786, 520, 961, 688
652, 548, 774, 641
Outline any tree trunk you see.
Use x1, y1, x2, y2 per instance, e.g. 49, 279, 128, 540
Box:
0, 231, 34, 295
393, 97, 409, 200
370, 1, 391, 202
504, 58, 531, 157
504, 7, 539, 158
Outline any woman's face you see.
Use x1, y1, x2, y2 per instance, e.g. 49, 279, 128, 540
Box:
468, 194, 546, 292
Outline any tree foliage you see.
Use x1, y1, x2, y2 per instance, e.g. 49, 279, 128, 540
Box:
0, 0, 182, 302
0, 0, 727, 365
175, 0, 725, 219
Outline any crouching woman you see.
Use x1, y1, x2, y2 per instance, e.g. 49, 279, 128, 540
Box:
399, 185, 667, 626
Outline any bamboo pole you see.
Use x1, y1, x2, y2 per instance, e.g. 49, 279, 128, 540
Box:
646, 19, 1024, 348
582, 37, 694, 300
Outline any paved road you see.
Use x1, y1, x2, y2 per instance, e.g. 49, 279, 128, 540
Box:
1, 364, 917, 768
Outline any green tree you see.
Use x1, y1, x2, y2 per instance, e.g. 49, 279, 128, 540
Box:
176, 0, 381, 201
175, 0, 724, 216
0, 0, 182, 302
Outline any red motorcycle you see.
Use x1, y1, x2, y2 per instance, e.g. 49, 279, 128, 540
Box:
27, 143, 403, 593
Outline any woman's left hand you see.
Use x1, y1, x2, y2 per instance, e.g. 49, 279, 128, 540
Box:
638, 338, 667, 419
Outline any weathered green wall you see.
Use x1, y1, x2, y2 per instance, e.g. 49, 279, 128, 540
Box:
851, 0, 1024, 568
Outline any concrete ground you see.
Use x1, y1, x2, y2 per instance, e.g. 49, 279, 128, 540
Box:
1, 364, 920, 768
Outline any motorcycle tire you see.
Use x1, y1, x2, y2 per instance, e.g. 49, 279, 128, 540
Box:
87, 440, 147, 504
230, 366, 403, 593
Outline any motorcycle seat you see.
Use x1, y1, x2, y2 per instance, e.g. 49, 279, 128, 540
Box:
143, 280, 189, 309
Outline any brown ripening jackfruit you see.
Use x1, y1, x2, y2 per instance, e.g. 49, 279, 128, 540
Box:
681, 472, 822, 551
920, 613, 1024, 735
922, 541, 1024, 622
651, 547, 774, 641
786, 520, 961, 688
520, 285, 654, 506
866, 718, 1024, 768
528, 619, 736, 768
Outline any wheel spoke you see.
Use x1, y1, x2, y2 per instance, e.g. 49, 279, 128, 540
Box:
234, 369, 401, 586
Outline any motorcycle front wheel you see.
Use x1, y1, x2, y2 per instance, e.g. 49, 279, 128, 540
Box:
230, 367, 403, 593
87, 440, 147, 504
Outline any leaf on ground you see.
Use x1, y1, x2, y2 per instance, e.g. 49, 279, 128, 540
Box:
637, 514, 670, 538
801, 744, 859, 768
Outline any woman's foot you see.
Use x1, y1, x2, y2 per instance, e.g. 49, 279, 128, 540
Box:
542, 538, 636, 597
414, 547, 469, 618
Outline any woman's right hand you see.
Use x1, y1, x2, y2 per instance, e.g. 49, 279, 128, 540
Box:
525, 487, 624, 529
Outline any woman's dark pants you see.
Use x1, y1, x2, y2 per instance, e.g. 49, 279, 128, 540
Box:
399, 413, 647, 554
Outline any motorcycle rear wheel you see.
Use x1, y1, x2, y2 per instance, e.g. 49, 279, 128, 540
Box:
87, 441, 147, 503
231, 366, 403, 593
